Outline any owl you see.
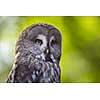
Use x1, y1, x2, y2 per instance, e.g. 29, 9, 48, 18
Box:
7, 23, 62, 83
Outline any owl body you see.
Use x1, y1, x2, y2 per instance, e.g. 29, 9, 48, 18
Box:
7, 23, 62, 83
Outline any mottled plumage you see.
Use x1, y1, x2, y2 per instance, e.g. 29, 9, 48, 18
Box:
7, 23, 62, 83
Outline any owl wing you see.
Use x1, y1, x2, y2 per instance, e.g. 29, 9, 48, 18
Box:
7, 60, 60, 83
7, 52, 60, 83
7, 63, 33, 83
7, 51, 36, 83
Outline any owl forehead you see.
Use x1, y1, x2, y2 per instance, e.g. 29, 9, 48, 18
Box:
28, 25, 60, 37
23, 24, 61, 44
37, 34, 46, 40
30, 26, 49, 36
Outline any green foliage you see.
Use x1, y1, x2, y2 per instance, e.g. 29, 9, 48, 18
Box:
0, 16, 100, 82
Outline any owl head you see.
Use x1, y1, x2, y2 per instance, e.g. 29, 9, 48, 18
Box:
16, 23, 62, 63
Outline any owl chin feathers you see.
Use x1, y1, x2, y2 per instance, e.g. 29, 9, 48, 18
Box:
7, 23, 61, 83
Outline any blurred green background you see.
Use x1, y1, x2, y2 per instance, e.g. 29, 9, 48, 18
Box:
0, 16, 100, 83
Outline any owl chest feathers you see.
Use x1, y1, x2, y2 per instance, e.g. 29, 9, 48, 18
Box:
8, 51, 60, 83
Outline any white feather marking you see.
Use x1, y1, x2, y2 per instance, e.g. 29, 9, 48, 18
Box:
50, 54, 56, 62
14, 52, 20, 61
32, 74, 36, 80
9, 64, 16, 82
41, 53, 45, 60
50, 36, 54, 43
37, 34, 47, 51
9, 52, 20, 82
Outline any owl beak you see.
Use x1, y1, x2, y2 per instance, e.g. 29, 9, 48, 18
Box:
44, 48, 50, 59
46, 49, 49, 54
44, 48, 49, 55
44, 49, 53, 62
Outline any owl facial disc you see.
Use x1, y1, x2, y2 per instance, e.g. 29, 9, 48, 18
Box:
36, 34, 47, 51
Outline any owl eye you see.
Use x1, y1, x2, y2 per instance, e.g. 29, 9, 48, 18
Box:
51, 39, 57, 46
34, 39, 43, 45
51, 40, 57, 44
